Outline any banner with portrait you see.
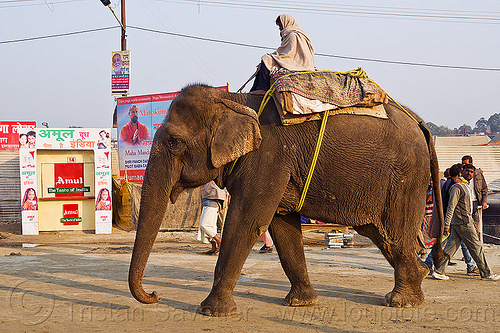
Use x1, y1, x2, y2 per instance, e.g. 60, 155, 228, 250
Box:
111, 50, 130, 95
0, 121, 36, 150
116, 86, 228, 183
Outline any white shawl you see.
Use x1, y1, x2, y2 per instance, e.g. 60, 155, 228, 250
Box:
262, 14, 315, 72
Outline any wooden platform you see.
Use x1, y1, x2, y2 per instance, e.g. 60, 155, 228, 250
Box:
301, 223, 349, 233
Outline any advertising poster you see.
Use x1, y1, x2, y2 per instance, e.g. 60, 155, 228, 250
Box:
0, 121, 36, 150
111, 50, 130, 95
19, 147, 38, 235
116, 86, 228, 183
94, 148, 113, 234
18, 128, 112, 235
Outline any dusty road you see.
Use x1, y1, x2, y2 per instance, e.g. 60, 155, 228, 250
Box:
0, 225, 499, 333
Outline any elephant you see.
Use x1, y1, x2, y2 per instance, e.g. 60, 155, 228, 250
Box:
128, 84, 445, 316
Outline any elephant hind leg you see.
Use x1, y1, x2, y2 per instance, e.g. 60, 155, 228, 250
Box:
269, 213, 318, 307
384, 246, 428, 308
354, 224, 395, 267
353, 223, 427, 308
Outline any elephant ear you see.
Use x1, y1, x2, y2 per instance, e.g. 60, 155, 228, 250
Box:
211, 98, 262, 168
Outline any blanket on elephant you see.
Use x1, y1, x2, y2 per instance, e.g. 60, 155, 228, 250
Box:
272, 70, 388, 114
274, 103, 387, 125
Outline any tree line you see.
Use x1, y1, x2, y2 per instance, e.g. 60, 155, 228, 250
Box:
427, 113, 500, 136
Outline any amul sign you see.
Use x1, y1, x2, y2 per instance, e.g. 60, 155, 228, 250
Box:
61, 204, 81, 225
53, 163, 84, 198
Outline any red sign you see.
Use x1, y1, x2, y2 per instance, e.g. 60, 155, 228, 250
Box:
62, 204, 80, 225
0, 121, 36, 150
54, 163, 84, 198
63, 204, 79, 218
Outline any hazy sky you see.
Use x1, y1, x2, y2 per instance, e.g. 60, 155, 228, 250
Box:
1, 0, 499, 129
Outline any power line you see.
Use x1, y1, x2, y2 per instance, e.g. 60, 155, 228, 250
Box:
128, 25, 500, 71
139, 0, 220, 81
0, 26, 118, 44
158, 0, 500, 24
2, 24, 499, 72
0, 0, 83, 8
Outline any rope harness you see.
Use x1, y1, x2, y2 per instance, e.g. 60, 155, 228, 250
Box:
229, 67, 420, 212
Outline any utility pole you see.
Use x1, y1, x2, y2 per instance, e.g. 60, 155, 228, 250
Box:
100, 0, 127, 50
121, 0, 126, 51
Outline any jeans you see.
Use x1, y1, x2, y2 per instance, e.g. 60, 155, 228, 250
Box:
424, 238, 448, 268
461, 242, 477, 271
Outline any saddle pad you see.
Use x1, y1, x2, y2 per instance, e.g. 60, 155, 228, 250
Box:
273, 96, 388, 125
273, 70, 387, 108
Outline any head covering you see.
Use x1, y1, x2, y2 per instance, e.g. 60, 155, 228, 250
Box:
262, 14, 315, 72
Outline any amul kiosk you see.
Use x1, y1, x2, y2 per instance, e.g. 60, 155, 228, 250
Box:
19, 128, 112, 235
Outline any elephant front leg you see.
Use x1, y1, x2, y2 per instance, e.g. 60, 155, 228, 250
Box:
199, 215, 261, 316
269, 214, 318, 307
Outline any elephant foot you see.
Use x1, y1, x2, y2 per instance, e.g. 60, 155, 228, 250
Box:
384, 290, 424, 308
199, 292, 237, 317
283, 285, 318, 307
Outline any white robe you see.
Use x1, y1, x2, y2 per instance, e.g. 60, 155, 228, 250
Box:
262, 14, 315, 72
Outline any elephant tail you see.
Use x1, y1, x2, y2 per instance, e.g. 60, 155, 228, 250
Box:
418, 122, 446, 266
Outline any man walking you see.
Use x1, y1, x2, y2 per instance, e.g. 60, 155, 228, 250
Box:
432, 164, 499, 281
457, 155, 488, 273
461, 155, 488, 224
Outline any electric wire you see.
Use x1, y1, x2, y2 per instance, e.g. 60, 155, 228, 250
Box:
157, 0, 500, 23
2, 24, 500, 72
0, 26, 118, 44
128, 25, 500, 71
0, 0, 83, 8
139, 0, 220, 81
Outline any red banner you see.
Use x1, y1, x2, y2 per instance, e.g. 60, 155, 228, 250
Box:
0, 121, 36, 150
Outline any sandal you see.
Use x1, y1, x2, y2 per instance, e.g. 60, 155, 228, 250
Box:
203, 247, 219, 255
259, 245, 273, 253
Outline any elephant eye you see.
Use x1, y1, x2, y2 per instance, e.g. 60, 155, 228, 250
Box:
167, 137, 185, 155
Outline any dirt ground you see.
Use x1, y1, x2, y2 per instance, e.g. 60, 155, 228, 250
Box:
0, 223, 499, 333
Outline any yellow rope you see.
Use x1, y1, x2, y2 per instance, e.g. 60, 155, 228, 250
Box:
296, 109, 330, 212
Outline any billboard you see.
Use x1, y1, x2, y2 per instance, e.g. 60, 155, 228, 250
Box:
19, 128, 112, 235
112, 50, 130, 95
116, 86, 228, 183
0, 121, 36, 150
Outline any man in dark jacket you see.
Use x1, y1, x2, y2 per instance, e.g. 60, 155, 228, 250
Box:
461, 155, 488, 214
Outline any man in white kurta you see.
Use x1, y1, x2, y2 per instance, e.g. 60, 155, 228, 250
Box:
197, 181, 227, 254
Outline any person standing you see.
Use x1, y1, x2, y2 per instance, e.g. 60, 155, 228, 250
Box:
257, 230, 274, 253
432, 164, 499, 281
197, 181, 227, 255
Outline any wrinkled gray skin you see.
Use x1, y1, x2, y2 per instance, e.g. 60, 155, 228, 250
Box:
129, 84, 444, 316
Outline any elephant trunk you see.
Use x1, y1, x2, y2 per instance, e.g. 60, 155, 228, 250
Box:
128, 142, 180, 304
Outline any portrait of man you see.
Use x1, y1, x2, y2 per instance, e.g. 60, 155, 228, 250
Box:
112, 53, 123, 75
119, 105, 151, 146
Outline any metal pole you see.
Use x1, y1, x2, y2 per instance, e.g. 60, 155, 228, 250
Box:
121, 0, 126, 51
479, 209, 484, 244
